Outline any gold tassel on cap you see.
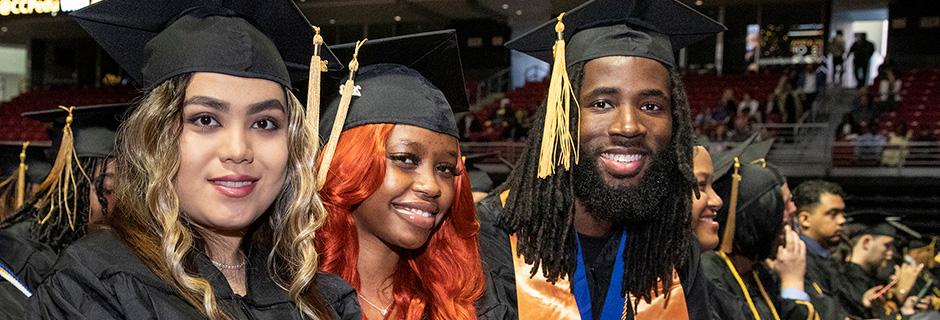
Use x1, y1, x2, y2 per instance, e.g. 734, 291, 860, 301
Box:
316, 39, 367, 190
719, 157, 742, 254
36, 106, 90, 230
306, 26, 328, 144
537, 12, 580, 179
15, 141, 29, 207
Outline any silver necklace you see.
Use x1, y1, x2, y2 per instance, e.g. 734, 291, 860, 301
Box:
357, 294, 391, 317
210, 253, 247, 270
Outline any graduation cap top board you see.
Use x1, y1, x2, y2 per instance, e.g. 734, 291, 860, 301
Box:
505, 0, 726, 68
0, 142, 50, 183
845, 210, 920, 240
22, 103, 130, 159
320, 30, 466, 139
711, 134, 775, 182
316, 30, 467, 188
71, 0, 342, 89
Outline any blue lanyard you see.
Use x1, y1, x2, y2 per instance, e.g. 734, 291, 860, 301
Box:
0, 260, 31, 297
573, 232, 627, 320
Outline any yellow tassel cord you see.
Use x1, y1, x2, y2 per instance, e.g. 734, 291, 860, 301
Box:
307, 27, 327, 147
316, 39, 367, 190
720, 157, 742, 254
537, 12, 580, 179
15, 141, 29, 207
718, 251, 762, 320
307, 26, 328, 190
36, 106, 91, 230
752, 271, 782, 320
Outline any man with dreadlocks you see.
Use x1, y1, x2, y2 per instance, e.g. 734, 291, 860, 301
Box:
0, 104, 125, 319
474, 0, 724, 319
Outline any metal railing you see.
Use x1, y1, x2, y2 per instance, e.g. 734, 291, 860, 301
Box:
831, 141, 940, 167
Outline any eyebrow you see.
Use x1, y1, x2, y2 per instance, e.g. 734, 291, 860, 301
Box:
393, 140, 459, 158
247, 99, 285, 114
184, 96, 228, 111
586, 87, 620, 97
638, 88, 669, 99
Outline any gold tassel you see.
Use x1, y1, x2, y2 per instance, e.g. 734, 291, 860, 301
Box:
307, 26, 327, 148
537, 12, 580, 179
750, 158, 766, 168
719, 157, 742, 254
15, 141, 29, 207
36, 106, 90, 230
316, 39, 367, 190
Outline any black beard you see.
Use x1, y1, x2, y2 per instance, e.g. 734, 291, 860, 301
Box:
572, 144, 678, 223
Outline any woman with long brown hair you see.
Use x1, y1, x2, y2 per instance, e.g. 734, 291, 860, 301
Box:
315, 31, 485, 319
28, 0, 359, 319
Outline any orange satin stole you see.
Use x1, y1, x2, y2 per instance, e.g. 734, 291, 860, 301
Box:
502, 189, 689, 319
509, 235, 690, 319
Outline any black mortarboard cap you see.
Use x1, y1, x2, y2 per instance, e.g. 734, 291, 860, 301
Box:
711, 134, 775, 182
320, 30, 466, 139
71, 0, 342, 89
0, 142, 50, 183
710, 134, 780, 254
22, 104, 129, 158
845, 210, 917, 239
505, 0, 725, 68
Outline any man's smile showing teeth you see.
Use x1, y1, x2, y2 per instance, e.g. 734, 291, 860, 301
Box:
599, 151, 647, 178
602, 153, 642, 163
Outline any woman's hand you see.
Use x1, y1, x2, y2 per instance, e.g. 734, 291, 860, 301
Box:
772, 225, 806, 291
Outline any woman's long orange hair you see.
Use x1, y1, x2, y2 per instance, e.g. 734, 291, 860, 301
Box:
315, 124, 484, 319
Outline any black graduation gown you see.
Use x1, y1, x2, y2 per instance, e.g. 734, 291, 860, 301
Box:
28, 230, 361, 320
800, 246, 855, 320
836, 262, 879, 318
0, 220, 58, 319
474, 194, 712, 320
706, 276, 750, 320
701, 251, 822, 320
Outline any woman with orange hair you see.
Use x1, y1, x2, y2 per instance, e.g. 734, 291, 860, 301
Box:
315, 31, 485, 319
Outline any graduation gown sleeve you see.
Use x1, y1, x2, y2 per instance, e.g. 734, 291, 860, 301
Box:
475, 194, 519, 320
0, 220, 61, 319
27, 237, 138, 320
804, 252, 850, 319
680, 245, 715, 320
317, 272, 363, 320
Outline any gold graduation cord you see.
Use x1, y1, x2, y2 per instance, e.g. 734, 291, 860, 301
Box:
537, 12, 579, 179
718, 251, 762, 320
811, 282, 823, 295
15, 141, 29, 207
720, 157, 742, 254
316, 39, 367, 190
36, 106, 91, 229
751, 271, 782, 320
792, 300, 819, 320
307, 26, 327, 156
